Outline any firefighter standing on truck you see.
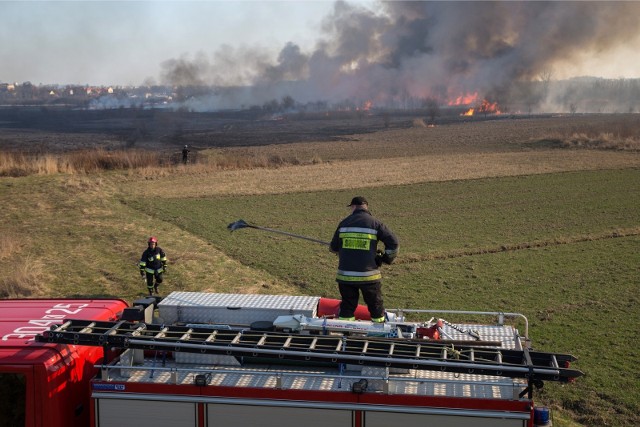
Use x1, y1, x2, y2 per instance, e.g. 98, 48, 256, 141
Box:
330, 196, 399, 322
139, 236, 167, 296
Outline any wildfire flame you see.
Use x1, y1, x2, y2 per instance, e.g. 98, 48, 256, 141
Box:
479, 99, 500, 114
460, 99, 501, 116
448, 92, 478, 106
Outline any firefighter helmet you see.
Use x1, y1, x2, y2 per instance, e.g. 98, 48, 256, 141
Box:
148, 236, 158, 244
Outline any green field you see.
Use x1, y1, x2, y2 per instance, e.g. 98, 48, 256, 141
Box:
123, 168, 640, 426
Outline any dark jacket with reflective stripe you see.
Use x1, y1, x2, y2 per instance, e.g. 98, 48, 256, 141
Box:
330, 208, 399, 284
139, 246, 167, 273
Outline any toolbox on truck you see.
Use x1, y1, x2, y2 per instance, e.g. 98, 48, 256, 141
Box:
157, 291, 319, 325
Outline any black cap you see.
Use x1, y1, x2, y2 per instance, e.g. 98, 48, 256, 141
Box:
348, 196, 368, 206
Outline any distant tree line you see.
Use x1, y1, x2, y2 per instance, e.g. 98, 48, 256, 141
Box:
2, 77, 638, 114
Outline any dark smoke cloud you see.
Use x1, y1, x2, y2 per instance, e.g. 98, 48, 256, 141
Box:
160, 1, 640, 111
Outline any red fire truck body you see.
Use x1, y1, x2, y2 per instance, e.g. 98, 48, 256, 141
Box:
0, 298, 128, 427
2, 293, 578, 427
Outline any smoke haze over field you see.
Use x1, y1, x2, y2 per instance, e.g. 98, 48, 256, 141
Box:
157, 1, 640, 111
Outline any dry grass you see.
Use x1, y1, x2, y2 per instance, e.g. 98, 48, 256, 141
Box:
120, 149, 640, 198
0, 148, 320, 177
0, 233, 39, 298
0, 233, 21, 260
0, 149, 164, 176
561, 132, 640, 150
542, 115, 640, 151
0, 257, 46, 298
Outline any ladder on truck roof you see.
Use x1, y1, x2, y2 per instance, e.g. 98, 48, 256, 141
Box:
37, 319, 583, 385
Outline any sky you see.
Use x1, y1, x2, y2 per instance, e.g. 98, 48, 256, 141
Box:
2, 0, 640, 89
0, 1, 338, 86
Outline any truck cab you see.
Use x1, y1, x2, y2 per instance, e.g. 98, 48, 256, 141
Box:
0, 298, 128, 427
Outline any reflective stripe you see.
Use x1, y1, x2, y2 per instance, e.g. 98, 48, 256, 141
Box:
337, 269, 381, 277
339, 227, 378, 235
339, 317, 356, 321
385, 248, 399, 255
145, 267, 164, 274
336, 269, 382, 282
371, 317, 385, 323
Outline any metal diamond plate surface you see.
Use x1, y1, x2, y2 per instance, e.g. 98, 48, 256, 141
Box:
158, 292, 319, 325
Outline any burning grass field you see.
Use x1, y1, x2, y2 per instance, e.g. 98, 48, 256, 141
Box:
1, 112, 639, 426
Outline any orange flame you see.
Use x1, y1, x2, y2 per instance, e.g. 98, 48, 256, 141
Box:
478, 99, 501, 114
448, 92, 478, 106
459, 99, 501, 116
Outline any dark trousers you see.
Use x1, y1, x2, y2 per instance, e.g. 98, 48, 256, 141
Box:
145, 271, 163, 294
338, 281, 384, 319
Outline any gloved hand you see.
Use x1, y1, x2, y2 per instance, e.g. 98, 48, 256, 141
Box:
375, 250, 384, 267
381, 252, 394, 265
162, 264, 167, 273
139, 270, 145, 277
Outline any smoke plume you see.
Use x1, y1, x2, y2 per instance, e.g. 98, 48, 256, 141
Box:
160, 1, 640, 112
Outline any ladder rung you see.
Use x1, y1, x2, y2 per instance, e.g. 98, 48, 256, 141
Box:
205, 330, 218, 342
179, 328, 193, 341
154, 327, 169, 339
104, 320, 128, 337
130, 324, 147, 337
231, 332, 242, 344
257, 334, 268, 346
55, 321, 72, 332
388, 343, 395, 356
79, 322, 96, 334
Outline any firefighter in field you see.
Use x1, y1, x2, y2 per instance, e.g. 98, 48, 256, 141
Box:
182, 145, 190, 164
330, 196, 399, 322
139, 236, 167, 295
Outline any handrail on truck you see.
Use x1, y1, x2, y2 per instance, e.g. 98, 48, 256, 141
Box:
387, 309, 529, 340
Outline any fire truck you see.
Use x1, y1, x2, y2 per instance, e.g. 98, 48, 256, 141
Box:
1, 292, 582, 427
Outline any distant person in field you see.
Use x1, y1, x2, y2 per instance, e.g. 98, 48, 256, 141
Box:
182, 145, 190, 164
330, 196, 399, 322
139, 236, 167, 296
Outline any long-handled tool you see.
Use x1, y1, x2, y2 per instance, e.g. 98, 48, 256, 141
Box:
227, 219, 329, 246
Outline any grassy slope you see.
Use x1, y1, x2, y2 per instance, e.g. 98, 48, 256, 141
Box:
0, 174, 293, 300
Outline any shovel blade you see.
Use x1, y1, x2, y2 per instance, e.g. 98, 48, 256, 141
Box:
227, 219, 249, 232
